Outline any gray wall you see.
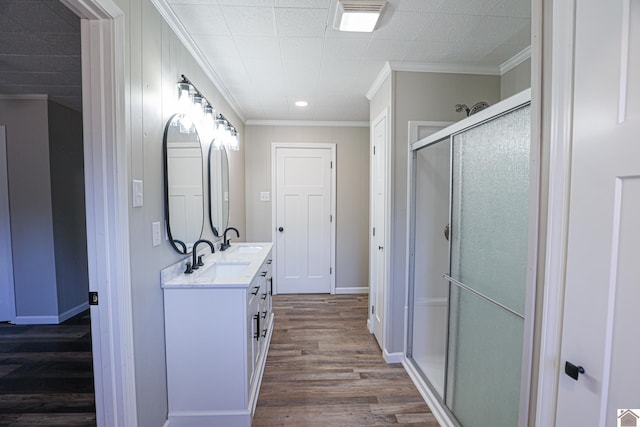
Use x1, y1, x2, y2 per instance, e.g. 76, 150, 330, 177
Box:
48, 100, 89, 314
0, 98, 88, 320
501, 59, 532, 99
383, 71, 502, 353
0, 98, 58, 317
244, 125, 370, 291
115, 0, 246, 424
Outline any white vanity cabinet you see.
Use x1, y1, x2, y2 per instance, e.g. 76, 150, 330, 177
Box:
161, 244, 274, 427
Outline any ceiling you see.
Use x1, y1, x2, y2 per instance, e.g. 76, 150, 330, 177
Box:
0, 0, 530, 122
0, 0, 81, 111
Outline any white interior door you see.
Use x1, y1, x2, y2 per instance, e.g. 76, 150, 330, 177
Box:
274, 145, 334, 294
0, 126, 16, 322
370, 112, 387, 347
556, 0, 640, 425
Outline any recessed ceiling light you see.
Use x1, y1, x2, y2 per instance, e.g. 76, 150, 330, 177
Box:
334, 0, 386, 33
295, 101, 308, 107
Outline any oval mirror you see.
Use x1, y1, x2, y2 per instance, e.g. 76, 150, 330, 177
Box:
163, 114, 204, 254
208, 144, 229, 237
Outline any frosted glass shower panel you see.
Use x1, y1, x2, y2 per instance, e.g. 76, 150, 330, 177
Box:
450, 105, 530, 315
410, 139, 451, 397
446, 286, 524, 427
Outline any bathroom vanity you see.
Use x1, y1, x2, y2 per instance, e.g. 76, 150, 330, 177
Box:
161, 243, 273, 427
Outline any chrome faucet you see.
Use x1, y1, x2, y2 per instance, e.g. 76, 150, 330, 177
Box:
189, 239, 215, 272
220, 227, 240, 251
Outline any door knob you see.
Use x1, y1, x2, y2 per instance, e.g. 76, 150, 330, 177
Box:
564, 361, 585, 380
278, 227, 284, 232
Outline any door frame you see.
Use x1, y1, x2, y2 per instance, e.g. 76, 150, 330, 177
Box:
60, 0, 137, 425
0, 126, 16, 323
532, 0, 576, 425
368, 107, 391, 354
270, 142, 337, 295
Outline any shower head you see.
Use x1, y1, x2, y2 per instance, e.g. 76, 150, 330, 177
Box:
455, 104, 470, 116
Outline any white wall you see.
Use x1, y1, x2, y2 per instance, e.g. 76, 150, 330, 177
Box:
501, 59, 532, 99
373, 70, 502, 353
0, 98, 88, 322
244, 125, 369, 291
112, 1, 246, 424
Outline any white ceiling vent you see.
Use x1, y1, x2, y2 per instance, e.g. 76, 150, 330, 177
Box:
334, 0, 387, 32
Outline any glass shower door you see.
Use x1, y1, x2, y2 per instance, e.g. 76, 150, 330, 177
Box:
408, 139, 451, 398
445, 105, 531, 427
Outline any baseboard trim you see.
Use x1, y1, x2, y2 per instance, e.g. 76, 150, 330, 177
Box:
403, 359, 456, 427
335, 287, 368, 294
14, 301, 89, 325
383, 350, 404, 364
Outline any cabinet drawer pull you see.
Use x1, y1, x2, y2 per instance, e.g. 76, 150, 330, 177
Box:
260, 271, 267, 277
261, 328, 267, 338
266, 260, 272, 264
261, 293, 267, 300
254, 314, 260, 341
251, 286, 260, 296
261, 310, 267, 319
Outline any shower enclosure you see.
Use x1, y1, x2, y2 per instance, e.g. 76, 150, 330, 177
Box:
406, 90, 532, 427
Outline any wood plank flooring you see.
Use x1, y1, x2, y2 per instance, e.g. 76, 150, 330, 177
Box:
253, 294, 439, 427
0, 311, 96, 426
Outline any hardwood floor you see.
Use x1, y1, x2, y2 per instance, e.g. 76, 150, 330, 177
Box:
0, 311, 96, 426
254, 294, 439, 427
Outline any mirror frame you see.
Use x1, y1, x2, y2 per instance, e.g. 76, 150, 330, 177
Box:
207, 143, 229, 237
163, 113, 205, 254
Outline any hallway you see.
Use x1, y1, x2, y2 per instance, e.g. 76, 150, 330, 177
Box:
254, 294, 438, 427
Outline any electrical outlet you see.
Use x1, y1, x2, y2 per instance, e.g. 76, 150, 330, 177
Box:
152, 222, 161, 246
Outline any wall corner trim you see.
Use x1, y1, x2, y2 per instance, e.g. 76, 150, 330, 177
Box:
149, 0, 247, 123
366, 62, 392, 101
245, 120, 369, 127
500, 46, 532, 75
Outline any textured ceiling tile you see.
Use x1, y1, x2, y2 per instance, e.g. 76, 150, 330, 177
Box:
234, 37, 281, 59
489, 0, 530, 18
417, 13, 483, 43
275, 8, 328, 38
193, 35, 239, 58
222, 6, 276, 37
280, 37, 324, 61
373, 11, 430, 40
322, 38, 369, 60
282, 60, 321, 89
218, 0, 272, 6
365, 39, 412, 60
436, 0, 501, 15
471, 16, 529, 46
171, 4, 230, 36
403, 40, 455, 62
274, 0, 330, 8
391, 0, 444, 12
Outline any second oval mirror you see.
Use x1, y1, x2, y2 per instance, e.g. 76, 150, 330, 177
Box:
208, 144, 229, 237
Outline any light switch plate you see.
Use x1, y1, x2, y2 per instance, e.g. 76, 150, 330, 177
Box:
260, 192, 270, 202
152, 222, 161, 246
132, 180, 143, 207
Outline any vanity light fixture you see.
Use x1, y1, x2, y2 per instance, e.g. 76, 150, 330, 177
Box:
334, 0, 386, 32
175, 74, 240, 151
295, 101, 308, 107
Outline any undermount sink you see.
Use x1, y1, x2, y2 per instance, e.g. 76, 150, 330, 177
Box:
205, 262, 251, 278
236, 245, 263, 254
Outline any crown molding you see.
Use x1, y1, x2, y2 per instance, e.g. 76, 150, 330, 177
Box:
366, 60, 501, 100
500, 46, 532, 75
150, 0, 247, 124
246, 120, 369, 128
